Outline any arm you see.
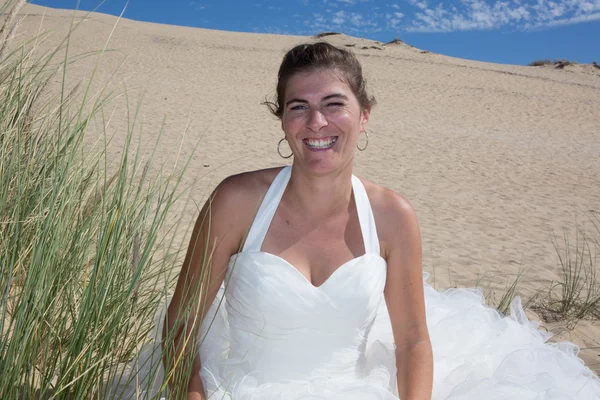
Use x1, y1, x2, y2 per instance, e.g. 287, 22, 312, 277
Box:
382, 193, 433, 400
161, 177, 247, 399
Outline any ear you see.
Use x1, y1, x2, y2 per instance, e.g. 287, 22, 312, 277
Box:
360, 107, 371, 132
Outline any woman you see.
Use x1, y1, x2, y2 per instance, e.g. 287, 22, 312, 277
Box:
162, 42, 600, 400
164, 42, 432, 399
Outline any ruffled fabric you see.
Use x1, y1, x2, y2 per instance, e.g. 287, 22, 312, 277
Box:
114, 271, 600, 399
421, 273, 600, 399
193, 266, 600, 400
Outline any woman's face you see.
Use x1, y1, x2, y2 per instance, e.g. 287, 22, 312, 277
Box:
281, 68, 370, 176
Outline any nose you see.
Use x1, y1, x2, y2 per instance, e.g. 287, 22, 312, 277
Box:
306, 109, 328, 132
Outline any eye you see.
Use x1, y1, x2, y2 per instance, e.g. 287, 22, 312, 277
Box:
326, 102, 344, 107
289, 104, 307, 111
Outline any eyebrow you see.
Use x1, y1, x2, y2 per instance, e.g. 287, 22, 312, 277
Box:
323, 93, 349, 101
285, 93, 349, 107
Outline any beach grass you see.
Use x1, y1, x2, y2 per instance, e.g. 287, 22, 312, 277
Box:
532, 216, 600, 330
472, 215, 600, 333
473, 212, 600, 337
0, 6, 207, 398
528, 59, 576, 68
478, 269, 529, 315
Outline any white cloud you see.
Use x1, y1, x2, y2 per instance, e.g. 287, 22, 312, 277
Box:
321, 0, 372, 5
386, 11, 405, 27
299, 0, 597, 36
188, 1, 205, 10
350, 13, 365, 25
526, 9, 600, 27
302, 8, 381, 34
404, 0, 600, 31
332, 10, 346, 24
313, 12, 327, 25
408, 0, 430, 10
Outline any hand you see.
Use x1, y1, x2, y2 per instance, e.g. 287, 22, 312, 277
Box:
187, 375, 206, 400
187, 392, 205, 400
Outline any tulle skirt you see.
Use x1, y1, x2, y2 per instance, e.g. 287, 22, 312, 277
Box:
117, 274, 600, 399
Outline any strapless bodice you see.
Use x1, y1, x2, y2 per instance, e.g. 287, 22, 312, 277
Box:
221, 251, 387, 382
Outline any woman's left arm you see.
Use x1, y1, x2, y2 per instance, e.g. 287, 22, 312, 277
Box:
381, 192, 433, 400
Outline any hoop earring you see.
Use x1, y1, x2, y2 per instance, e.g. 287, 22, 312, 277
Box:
357, 131, 369, 151
277, 138, 293, 159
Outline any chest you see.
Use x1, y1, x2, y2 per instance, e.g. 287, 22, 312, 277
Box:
260, 207, 365, 287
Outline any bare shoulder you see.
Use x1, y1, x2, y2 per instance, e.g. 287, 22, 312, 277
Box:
358, 178, 420, 259
207, 167, 285, 246
359, 177, 418, 229
213, 167, 283, 206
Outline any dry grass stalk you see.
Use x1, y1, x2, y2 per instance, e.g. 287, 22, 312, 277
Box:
0, 0, 29, 59
532, 224, 600, 330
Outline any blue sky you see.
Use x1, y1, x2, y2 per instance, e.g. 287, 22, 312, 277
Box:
30, 0, 599, 65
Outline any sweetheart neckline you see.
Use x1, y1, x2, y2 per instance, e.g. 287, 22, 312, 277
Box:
228, 251, 386, 289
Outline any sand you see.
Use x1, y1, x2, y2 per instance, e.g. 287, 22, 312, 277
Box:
6, 4, 600, 371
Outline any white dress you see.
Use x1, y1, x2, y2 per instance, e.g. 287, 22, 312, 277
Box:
196, 166, 600, 399
121, 166, 600, 399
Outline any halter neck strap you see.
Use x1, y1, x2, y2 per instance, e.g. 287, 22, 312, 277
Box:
351, 174, 381, 256
242, 166, 380, 256
242, 166, 292, 253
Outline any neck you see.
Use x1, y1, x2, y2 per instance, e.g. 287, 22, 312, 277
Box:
285, 162, 355, 218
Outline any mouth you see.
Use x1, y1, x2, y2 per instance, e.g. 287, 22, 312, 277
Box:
303, 136, 338, 151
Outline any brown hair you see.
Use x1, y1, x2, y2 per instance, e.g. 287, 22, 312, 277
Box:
265, 42, 376, 118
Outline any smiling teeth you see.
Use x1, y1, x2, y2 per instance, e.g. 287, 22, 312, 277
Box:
305, 137, 337, 149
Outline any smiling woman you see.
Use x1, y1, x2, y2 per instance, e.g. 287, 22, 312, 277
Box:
158, 42, 600, 400
280, 69, 370, 174
266, 42, 375, 176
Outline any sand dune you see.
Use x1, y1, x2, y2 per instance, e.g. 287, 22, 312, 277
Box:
7, 4, 600, 371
